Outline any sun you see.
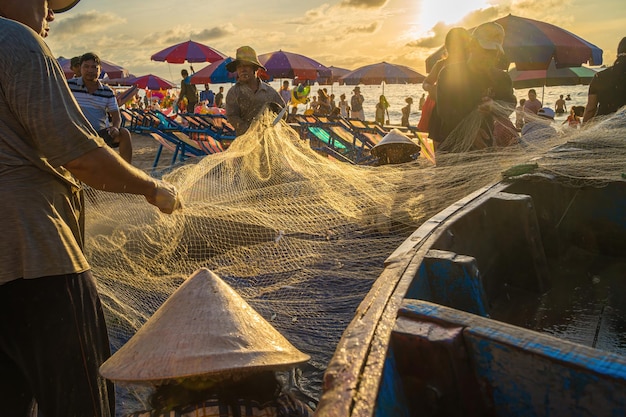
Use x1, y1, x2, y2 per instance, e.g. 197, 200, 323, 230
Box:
418, 0, 491, 30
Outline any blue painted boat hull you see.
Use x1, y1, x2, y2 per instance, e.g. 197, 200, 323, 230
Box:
317, 175, 626, 417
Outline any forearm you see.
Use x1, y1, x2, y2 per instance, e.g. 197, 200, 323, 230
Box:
64, 147, 156, 196
110, 112, 122, 129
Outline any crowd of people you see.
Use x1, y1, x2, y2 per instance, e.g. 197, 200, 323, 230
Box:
1, 1, 625, 416
414, 25, 626, 154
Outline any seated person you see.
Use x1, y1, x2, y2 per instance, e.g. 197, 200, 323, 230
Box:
67, 52, 132, 162
99, 268, 313, 417
370, 129, 420, 165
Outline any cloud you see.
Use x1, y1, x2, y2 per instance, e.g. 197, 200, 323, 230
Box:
339, 0, 388, 8
287, 4, 332, 25
405, 5, 505, 50
51, 10, 125, 41
346, 22, 379, 34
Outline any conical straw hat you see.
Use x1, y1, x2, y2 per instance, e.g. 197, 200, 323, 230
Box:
370, 129, 420, 157
100, 268, 309, 384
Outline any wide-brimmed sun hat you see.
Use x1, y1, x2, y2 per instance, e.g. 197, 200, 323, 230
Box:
225, 46, 267, 72
370, 129, 420, 157
472, 22, 505, 54
99, 268, 309, 384
49, 0, 81, 13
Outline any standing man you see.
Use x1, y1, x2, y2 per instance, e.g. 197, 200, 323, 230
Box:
68, 52, 133, 163
215, 86, 225, 108
0, 1, 182, 417
178, 68, 198, 113
555, 94, 567, 115
583, 37, 626, 123
350, 86, 365, 120
225, 46, 284, 136
436, 22, 517, 151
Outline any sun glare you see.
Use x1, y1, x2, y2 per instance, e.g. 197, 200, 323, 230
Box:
418, 0, 490, 31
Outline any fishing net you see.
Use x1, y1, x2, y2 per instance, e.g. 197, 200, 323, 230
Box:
84, 108, 626, 415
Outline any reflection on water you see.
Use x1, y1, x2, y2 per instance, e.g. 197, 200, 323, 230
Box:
491, 246, 626, 356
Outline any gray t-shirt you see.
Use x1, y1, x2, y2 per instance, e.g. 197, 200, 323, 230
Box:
0, 18, 105, 284
225, 79, 284, 136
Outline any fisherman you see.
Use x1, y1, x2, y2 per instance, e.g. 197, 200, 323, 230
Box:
225, 46, 284, 136
583, 37, 626, 123
0, 1, 182, 416
100, 268, 314, 417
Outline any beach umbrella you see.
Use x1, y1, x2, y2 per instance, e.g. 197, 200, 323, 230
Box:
425, 14, 603, 72
56, 56, 131, 79
131, 74, 176, 91
151, 40, 228, 64
103, 75, 137, 86
327, 66, 351, 84
258, 50, 332, 81
340, 62, 426, 93
508, 59, 601, 89
189, 58, 237, 84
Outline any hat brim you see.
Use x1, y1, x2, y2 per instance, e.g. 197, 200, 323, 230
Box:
99, 269, 309, 384
477, 40, 504, 54
225, 59, 267, 73
49, 0, 81, 12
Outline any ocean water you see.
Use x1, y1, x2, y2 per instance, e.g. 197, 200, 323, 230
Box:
138, 79, 590, 127
204, 80, 589, 126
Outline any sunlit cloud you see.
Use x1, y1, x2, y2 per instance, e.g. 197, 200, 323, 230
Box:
339, 0, 389, 8
346, 22, 380, 34
407, 5, 505, 51
51, 10, 125, 41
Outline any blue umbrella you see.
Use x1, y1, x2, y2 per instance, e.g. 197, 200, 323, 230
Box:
189, 58, 237, 84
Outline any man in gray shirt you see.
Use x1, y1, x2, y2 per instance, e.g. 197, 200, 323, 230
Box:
225, 46, 284, 136
0, 1, 182, 416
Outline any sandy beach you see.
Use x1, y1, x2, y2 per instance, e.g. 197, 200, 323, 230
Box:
130, 132, 174, 173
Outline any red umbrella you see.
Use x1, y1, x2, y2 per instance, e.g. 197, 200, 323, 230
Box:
258, 50, 331, 81
340, 62, 425, 93
131, 74, 176, 91
425, 14, 603, 72
151, 40, 227, 64
56, 56, 130, 79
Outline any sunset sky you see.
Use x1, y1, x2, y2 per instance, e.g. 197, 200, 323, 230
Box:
46, 0, 625, 83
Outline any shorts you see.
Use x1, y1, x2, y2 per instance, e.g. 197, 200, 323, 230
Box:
0, 272, 114, 416
98, 128, 120, 148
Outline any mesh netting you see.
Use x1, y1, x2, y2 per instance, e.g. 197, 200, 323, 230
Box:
84, 108, 626, 415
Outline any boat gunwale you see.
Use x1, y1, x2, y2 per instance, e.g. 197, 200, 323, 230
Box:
316, 181, 511, 417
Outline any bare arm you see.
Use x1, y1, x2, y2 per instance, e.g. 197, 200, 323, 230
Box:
64, 147, 181, 214
582, 94, 598, 123
422, 60, 444, 94
110, 110, 122, 129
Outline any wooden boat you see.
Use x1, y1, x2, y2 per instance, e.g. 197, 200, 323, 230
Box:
316, 164, 626, 416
